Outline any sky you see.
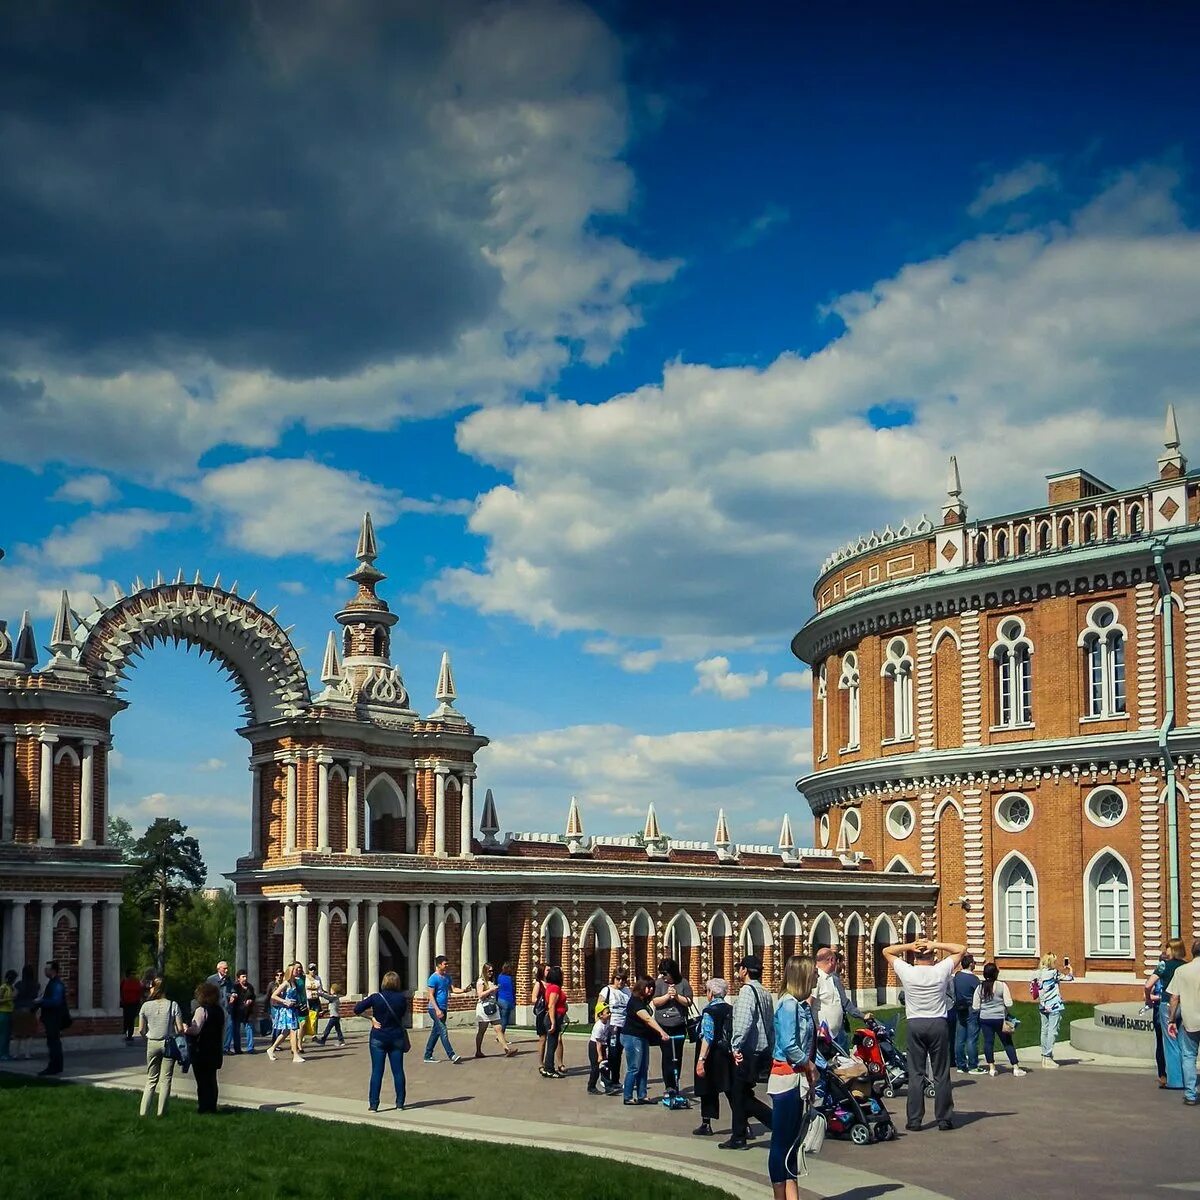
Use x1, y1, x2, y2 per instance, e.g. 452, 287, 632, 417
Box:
3, 1, 1200, 880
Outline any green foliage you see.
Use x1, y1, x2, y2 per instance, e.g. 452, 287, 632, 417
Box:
107, 816, 136, 860
863, 1000, 1096, 1051
0, 1076, 728, 1199
129, 817, 207, 973
159, 889, 235, 1004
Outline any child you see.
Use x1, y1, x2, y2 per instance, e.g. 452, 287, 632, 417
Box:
587, 1006, 610, 1094
317, 987, 346, 1047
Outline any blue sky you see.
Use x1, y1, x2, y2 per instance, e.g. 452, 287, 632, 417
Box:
3, 1, 1199, 879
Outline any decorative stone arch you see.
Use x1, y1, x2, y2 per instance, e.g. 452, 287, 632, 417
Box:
870, 914, 899, 1005
903, 912, 922, 941
629, 907, 655, 979
931, 626, 961, 652
364, 773, 405, 853
75, 581, 311, 724
739, 910, 774, 951
52, 906, 81, 1007
993, 850, 1040, 957
53, 745, 80, 767
778, 911, 803, 967
541, 907, 571, 972
809, 911, 835, 953
885, 854, 917, 873
579, 908, 621, 1001
663, 910, 702, 992
843, 913, 865, 995
934, 796, 964, 821
51, 744, 82, 843
707, 909, 734, 984
1083, 846, 1136, 959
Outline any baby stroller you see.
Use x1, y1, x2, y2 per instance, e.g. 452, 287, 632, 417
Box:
854, 1016, 935, 1099
814, 1025, 896, 1145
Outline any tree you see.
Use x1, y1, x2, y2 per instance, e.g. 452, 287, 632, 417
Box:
108, 815, 136, 860
131, 818, 207, 974
162, 889, 235, 1003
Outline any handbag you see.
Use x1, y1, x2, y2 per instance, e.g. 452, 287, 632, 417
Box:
684, 999, 702, 1045
1001, 1017, 1016, 1035
801, 1109, 827, 1155
481, 998, 499, 1018
375, 990, 412, 1053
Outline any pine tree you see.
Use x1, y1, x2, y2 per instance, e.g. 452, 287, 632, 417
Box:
131, 818, 207, 975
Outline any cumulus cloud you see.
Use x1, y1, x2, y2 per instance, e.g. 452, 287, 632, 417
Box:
476, 723, 812, 843
189, 457, 464, 560
194, 758, 227, 773
38, 509, 175, 569
0, 0, 675, 480
693, 656, 768, 700
52, 474, 119, 506
439, 165, 1200, 656
968, 159, 1059, 216
774, 671, 812, 691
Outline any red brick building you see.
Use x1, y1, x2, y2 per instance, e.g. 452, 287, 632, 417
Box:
1, 516, 933, 1037
792, 407, 1200, 1002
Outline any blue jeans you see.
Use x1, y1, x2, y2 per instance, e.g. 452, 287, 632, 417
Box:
497, 1001, 515, 1033
1163, 1003, 1185, 1089
1040, 1009, 1062, 1057
768, 1085, 805, 1184
1178, 1025, 1199, 1102
622, 1033, 648, 1101
424, 1008, 456, 1061
954, 1009, 979, 1069
242, 1021, 255, 1053
368, 1037, 406, 1109
223, 1009, 235, 1053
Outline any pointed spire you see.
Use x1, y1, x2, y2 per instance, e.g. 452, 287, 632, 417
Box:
14, 611, 38, 669
946, 455, 961, 499
643, 802, 662, 843
778, 813, 795, 851
340, 510, 391, 617
480, 787, 500, 845
435, 650, 456, 705
941, 454, 967, 525
320, 631, 342, 685
566, 795, 583, 839
48, 590, 74, 654
1160, 403, 1188, 479
713, 808, 731, 846
356, 512, 379, 563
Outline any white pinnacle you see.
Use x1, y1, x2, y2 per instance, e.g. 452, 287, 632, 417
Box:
49, 590, 74, 653
566, 795, 583, 839
713, 808, 731, 846
778, 813, 795, 851
435, 650, 456, 704
946, 454, 962, 499
320, 631, 342, 684
643, 802, 662, 842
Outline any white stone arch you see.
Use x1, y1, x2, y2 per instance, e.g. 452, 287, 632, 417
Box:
993, 850, 1039, 956
844, 912, 864, 939
663, 909, 700, 952
779, 911, 802, 939
809, 911, 835, 951
378, 914, 409, 957
364, 772, 405, 819
52, 906, 79, 929
740, 910, 773, 956
935, 796, 964, 821
629, 907, 655, 938
707, 910, 732, 939
53, 745, 80, 768
1083, 846, 1136, 958
870, 913, 898, 944
885, 854, 917, 873
540, 906, 572, 942
76, 581, 311, 723
931, 626, 961, 652
328, 906, 348, 925
903, 912, 922, 940
329, 764, 347, 785
579, 908, 622, 951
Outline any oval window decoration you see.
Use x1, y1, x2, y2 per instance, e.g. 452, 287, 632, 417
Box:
842, 809, 862, 844
1086, 787, 1126, 828
819, 813, 831, 847
886, 802, 915, 840
996, 793, 1033, 833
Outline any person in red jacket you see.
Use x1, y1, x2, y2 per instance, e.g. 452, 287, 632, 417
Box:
120, 968, 145, 1044
540, 966, 570, 1079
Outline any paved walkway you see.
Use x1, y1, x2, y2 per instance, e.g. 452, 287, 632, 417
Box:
5, 1027, 1198, 1199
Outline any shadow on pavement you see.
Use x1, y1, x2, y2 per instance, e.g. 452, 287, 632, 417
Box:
402, 1095, 474, 1110
945, 1109, 1016, 1128
824, 1187, 903, 1200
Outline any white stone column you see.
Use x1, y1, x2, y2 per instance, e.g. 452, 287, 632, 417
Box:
476, 902, 488, 972
317, 755, 331, 852
417, 902, 431, 993
434, 766, 447, 856
1, 736, 14, 842
282, 901, 296, 967
250, 764, 263, 856
234, 902, 247, 972
246, 901, 260, 988
459, 773, 473, 856
38, 899, 54, 969
285, 758, 297, 853
38, 734, 57, 844
10, 900, 26, 973
317, 901, 330, 984
461, 902, 475, 984
407, 903, 420, 991
79, 740, 96, 845
102, 899, 120, 1011
434, 901, 446, 958
295, 900, 310, 966
346, 901, 361, 996
405, 769, 417, 854
77, 900, 95, 1012
347, 764, 360, 853
367, 901, 380, 992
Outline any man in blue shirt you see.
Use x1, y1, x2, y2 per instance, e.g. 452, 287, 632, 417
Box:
951, 954, 983, 1074
33, 960, 68, 1075
424, 955, 469, 1063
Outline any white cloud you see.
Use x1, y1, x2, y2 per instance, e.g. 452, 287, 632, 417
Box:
194, 758, 227, 772
278, 581, 308, 596
693, 656, 768, 700
38, 509, 174, 569
968, 159, 1059, 216
440, 165, 1200, 656
476, 723, 812, 843
52, 474, 119, 506
775, 671, 812, 692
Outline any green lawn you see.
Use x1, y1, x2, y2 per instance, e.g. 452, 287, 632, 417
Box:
0, 1074, 727, 1199
860, 1001, 1095, 1051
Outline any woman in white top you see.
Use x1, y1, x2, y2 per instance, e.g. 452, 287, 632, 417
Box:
137, 977, 185, 1117
972, 962, 1026, 1077
474, 962, 517, 1058
598, 969, 630, 1088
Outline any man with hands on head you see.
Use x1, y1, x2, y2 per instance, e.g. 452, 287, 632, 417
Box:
882, 935, 966, 1133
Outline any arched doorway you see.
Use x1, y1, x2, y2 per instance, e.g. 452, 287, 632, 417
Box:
581, 910, 620, 1004
872, 916, 897, 1006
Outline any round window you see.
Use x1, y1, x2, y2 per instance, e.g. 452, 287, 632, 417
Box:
1086, 787, 1126, 827
996, 793, 1033, 832
886, 802, 915, 840
842, 809, 862, 844
819, 813, 830, 847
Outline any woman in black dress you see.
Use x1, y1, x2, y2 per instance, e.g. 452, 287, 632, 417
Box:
692, 977, 734, 1136
186, 981, 225, 1114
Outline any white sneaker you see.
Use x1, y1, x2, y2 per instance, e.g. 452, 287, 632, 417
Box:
1041, 1057, 1059, 1069
1012, 1066, 1027, 1077
266, 1047, 276, 1062
292, 1054, 306, 1064
988, 1065, 997, 1077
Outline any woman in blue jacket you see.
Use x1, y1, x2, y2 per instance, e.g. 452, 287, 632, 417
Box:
354, 970, 410, 1112
769, 956, 818, 1199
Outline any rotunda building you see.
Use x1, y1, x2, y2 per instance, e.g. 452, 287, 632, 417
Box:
792, 407, 1200, 1002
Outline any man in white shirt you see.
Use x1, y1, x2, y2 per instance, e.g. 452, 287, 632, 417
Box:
883, 936, 965, 1133
1166, 939, 1200, 1105
812, 946, 870, 1050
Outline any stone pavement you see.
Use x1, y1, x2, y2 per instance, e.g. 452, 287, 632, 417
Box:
5, 1026, 1198, 1199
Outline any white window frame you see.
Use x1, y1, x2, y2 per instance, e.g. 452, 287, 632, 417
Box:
1084, 849, 1135, 958
818, 813, 830, 847
994, 853, 1038, 956
886, 801, 915, 840
989, 617, 1033, 729
1079, 603, 1128, 720
817, 662, 829, 760
995, 792, 1033, 833
1084, 785, 1127, 829
880, 637, 914, 742
838, 652, 860, 750
838, 808, 862, 847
